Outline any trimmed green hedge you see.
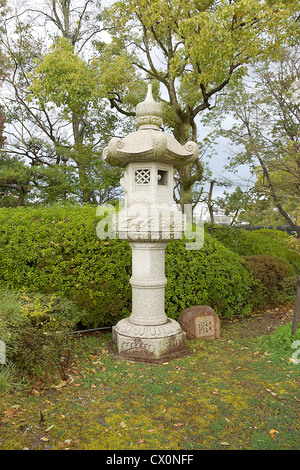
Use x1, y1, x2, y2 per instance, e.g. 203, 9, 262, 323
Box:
0, 204, 132, 327
242, 254, 296, 309
212, 227, 300, 274
0, 204, 257, 326
165, 237, 254, 319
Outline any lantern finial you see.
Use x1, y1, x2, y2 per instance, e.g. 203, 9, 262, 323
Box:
136, 83, 163, 129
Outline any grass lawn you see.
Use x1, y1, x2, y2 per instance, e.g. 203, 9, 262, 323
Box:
0, 306, 299, 451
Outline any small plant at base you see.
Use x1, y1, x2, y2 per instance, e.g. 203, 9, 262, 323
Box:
259, 322, 300, 361
0, 361, 27, 395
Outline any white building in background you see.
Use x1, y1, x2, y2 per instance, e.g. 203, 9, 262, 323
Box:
213, 207, 233, 225
195, 205, 233, 225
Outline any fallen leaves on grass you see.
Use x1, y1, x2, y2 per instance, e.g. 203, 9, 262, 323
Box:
1, 405, 26, 424
269, 429, 278, 438
265, 388, 277, 397
4, 408, 17, 418
50, 381, 66, 390
45, 425, 54, 432
57, 439, 72, 450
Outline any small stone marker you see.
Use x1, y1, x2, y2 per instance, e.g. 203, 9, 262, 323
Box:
178, 306, 220, 340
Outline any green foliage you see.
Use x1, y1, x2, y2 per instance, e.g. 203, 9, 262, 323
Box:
0, 287, 29, 349
0, 205, 256, 328
0, 204, 132, 327
259, 322, 300, 361
0, 153, 32, 207
93, 36, 147, 112
0, 285, 83, 380
0, 361, 27, 395
29, 37, 100, 117
99, 0, 299, 208
107, 0, 295, 92
2, 14, 125, 207
205, 48, 300, 232
12, 322, 77, 380
165, 236, 254, 319
212, 228, 300, 273
242, 254, 296, 309
1, 205, 297, 334
20, 290, 84, 331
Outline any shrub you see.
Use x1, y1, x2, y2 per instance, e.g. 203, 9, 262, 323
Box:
0, 286, 83, 380
165, 236, 255, 319
0, 205, 257, 324
0, 288, 29, 394
0, 361, 27, 395
13, 291, 84, 379
0, 288, 29, 354
20, 290, 85, 331
242, 255, 296, 309
12, 324, 76, 380
212, 228, 300, 273
0, 204, 132, 328
259, 322, 300, 361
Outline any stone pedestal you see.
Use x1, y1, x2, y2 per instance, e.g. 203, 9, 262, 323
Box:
109, 242, 191, 363
129, 242, 168, 326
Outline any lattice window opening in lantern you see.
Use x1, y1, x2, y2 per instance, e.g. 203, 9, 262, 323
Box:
134, 169, 151, 185
157, 169, 169, 186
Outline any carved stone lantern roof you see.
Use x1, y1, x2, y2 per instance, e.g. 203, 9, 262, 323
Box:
103, 84, 198, 168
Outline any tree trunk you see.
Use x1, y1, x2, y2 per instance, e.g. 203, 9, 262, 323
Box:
246, 123, 300, 236
72, 112, 93, 203
16, 187, 28, 206
77, 161, 92, 203
172, 116, 202, 211
0, 110, 5, 148
229, 208, 240, 227
207, 180, 215, 236
259, 158, 300, 236
177, 164, 194, 211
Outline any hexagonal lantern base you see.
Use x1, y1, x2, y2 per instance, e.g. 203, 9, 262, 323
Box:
107, 318, 191, 363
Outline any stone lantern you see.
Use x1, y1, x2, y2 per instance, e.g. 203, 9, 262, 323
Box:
102, 84, 198, 363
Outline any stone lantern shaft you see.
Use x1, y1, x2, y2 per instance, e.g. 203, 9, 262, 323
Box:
103, 84, 198, 363
130, 241, 167, 326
